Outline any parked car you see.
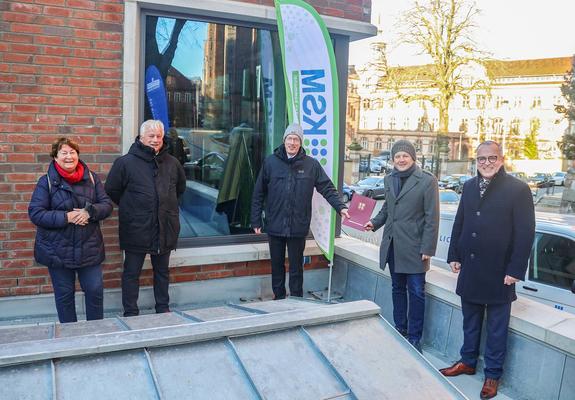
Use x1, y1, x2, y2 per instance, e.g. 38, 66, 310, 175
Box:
438, 174, 472, 194
553, 171, 566, 186
184, 152, 226, 188
360, 160, 383, 174
527, 172, 555, 189
435, 205, 575, 314
509, 171, 538, 196
342, 183, 354, 203
439, 189, 460, 204
349, 176, 386, 199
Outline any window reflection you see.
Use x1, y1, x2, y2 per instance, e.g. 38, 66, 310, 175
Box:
144, 16, 287, 238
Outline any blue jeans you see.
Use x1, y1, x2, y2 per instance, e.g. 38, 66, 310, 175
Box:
387, 244, 426, 343
48, 265, 104, 323
460, 300, 511, 379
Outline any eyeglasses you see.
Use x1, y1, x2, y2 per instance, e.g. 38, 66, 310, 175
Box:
476, 155, 498, 164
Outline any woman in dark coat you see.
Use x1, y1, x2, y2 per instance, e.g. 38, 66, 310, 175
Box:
28, 137, 113, 323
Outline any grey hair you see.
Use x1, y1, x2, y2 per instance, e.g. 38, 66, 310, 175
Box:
139, 120, 164, 137
476, 140, 503, 156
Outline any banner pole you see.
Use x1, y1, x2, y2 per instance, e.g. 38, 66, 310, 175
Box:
327, 261, 333, 303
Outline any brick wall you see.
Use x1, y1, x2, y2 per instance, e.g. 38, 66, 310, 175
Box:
0, 0, 124, 297
0, 0, 366, 298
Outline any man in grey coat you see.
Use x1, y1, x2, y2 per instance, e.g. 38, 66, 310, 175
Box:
365, 139, 439, 352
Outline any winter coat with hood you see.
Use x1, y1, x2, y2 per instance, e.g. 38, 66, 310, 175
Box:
29, 160, 113, 269
251, 144, 345, 237
105, 136, 186, 254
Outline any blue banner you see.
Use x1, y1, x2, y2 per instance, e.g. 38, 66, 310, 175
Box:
145, 65, 170, 131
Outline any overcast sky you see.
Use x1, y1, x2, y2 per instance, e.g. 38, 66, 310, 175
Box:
349, 0, 575, 67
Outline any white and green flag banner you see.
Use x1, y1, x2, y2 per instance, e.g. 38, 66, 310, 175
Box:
275, 0, 340, 261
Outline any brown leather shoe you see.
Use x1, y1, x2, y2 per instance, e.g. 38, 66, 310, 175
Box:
480, 378, 499, 399
439, 361, 476, 377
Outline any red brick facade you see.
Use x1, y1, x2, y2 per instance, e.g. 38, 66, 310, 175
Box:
0, 0, 368, 297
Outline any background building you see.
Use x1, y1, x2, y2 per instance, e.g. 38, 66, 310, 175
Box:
349, 54, 572, 172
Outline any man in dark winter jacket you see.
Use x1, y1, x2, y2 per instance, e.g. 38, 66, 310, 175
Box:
440, 141, 535, 400
251, 123, 349, 300
105, 120, 186, 317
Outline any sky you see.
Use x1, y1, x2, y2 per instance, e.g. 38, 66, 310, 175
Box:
349, 0, 575, 67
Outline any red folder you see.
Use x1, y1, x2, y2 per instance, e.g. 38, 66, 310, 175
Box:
342, 194, 377, 231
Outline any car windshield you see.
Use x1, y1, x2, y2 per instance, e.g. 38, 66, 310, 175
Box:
357, 177, 382, 186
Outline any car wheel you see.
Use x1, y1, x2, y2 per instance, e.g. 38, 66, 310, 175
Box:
365, 190, 373, 198
342, 193, 350, 203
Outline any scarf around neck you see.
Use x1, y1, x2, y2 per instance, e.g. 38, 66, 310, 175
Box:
390, 164, 416, 197
54, 161, 85, 185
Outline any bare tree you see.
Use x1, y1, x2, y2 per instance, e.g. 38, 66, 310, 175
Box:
381, 0, 490, 134
556, 66, 575, 160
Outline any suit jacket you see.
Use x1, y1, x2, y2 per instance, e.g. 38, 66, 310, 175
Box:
447, 167, 535, 304
371, 166, 439, 274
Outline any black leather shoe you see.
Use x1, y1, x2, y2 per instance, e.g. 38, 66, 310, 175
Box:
439, 361, 476, 377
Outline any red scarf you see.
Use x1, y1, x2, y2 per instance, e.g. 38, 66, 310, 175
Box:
54, 161, 85, 184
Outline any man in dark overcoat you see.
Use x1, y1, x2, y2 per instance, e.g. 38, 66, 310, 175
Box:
440, 141, 535, 399
105, 120, 186, 317
365, 139, 439, 352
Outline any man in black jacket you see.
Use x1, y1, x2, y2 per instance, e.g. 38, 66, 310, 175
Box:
439, 141, 535, 399
251, 123, 349, 299
105, 120, 186, 317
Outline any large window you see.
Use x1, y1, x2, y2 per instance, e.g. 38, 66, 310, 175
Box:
143, 15, 288, 240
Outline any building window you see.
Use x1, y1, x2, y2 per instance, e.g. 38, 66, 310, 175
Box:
144, 15, 289, 240
361, 136, 369, 149
361, 116, 367, 129
375, 137, 383, 150
513, 97, 522, 108
475, 94, 485, 109
389, 117, 396, 130
362, 98, 370, 109
462, 95, 470, 108
403, 117, 410, 130
459, 118, 468, 133
388, 137, 395, 150
377, 116, 384, 129
493, 118, 503, 134
531, 96, 542, 108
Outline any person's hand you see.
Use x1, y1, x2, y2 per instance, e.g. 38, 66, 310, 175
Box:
504, 275, 519, 285
340, 208, 350, 219
253, 227, 262, 234
421, 254, 431, 261
67, 210, 82, 224
364, 221, 374, 231
70, 208, 90, 226
449, 261, 461, 273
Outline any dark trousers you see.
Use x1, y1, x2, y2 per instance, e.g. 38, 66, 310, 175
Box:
268, 235, 306, 299
387, 244, 426, 344
122, 251, 171, 317
48, 265, 103, 323
460, 300, 512, 380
